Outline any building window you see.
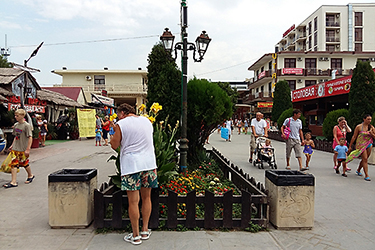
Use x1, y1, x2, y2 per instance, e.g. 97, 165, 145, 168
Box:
94, 75, 105, 90
355, 12, 363, 26
305, 58, 316, 69
261, 86, 264, 93
308, 36, 312, 49
331, 58, 342, 70
326, 30, 335, 42
268, 61, 272, 70
355, 43, 363, 52
314, 17, 317, 31
268, 82, 272, 95
305, 80, 316, 87
308, 22, 312, 35
261, 66, 264, 72
355, 28, 363, 41
326, 14, 335, 26
326, 45, 335, 51
284, 58, 296, 68
314, 32, 317, 46
314, 46, 318, 51
287, 80, 296, 91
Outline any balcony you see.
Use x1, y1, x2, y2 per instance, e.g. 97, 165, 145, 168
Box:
326, 21, 340, 27
82, 84, 147, 93
326, 36, 340, 42
305, 68, 352, 76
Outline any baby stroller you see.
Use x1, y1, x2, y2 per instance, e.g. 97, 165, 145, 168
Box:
253, 137, 277, 169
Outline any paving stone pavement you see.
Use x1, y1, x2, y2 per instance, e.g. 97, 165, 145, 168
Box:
0, 133, 374, 250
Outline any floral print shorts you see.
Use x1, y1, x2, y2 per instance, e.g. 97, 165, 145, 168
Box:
121, 169, 158, 191
9, 150, 29, 168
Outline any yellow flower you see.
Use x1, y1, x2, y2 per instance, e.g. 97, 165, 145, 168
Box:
148, 116, 156, 123
150, 102, 162, 114
139, 104, 146, 112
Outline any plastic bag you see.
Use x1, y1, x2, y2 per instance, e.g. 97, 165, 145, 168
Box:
0, 153, 20, 174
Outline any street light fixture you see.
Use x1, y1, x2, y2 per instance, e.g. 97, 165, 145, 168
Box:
160, 1, 211, 172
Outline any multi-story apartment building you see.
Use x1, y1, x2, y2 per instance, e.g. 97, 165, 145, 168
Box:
246, 3, 375, 135
52, 68, 148, 107
275, 3, 375, 53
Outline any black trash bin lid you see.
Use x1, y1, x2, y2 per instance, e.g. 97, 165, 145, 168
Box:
265, 170, 315, 186
48, 169, 97, 182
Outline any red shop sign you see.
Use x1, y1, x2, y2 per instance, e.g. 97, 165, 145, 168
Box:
324, 75, 351, 97
282, 68, 303, 75
292, 85, 316, 102
258, 71, 266, 79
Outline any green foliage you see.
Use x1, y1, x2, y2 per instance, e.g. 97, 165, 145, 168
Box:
187, 77, 233, 164
348, 60, 375, 128
146, 43, 182, 126
322, 109, 349, 141
108, 119, 179, 188
0, 107, 14, 127
47, 123, 57, 139
244, 222, 265, 233
277, 108, 306, 130
0, 55, 12, 68
153, 120, 179, 184
271, 80, 292, 123
215, 81, 239, 113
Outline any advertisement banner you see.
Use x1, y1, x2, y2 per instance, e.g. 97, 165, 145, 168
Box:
292, 85, 316, 102
258, 71, 266, 79
77, 109, 96, 138
282, 68, 303, 75
324, 75, 351, 97
257, 102, 273, 108
5, 103, 45, 113
92, 94, 114, 106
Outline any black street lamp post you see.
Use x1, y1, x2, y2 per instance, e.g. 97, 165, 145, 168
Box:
160, 0, 211, 171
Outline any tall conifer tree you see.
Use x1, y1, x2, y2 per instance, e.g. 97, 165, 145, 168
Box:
271, 80, 292, 123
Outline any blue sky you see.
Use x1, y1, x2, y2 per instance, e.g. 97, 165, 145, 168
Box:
1, 0, 373, 86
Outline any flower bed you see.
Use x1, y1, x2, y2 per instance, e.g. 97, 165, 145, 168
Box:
94, 149, 269, 230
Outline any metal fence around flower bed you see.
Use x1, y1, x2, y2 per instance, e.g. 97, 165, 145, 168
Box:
94, 148, 269, 230
268, 131, 333, 153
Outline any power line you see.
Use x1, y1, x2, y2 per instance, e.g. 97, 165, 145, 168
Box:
196, 58, 258, 76
9, 34, 162, 48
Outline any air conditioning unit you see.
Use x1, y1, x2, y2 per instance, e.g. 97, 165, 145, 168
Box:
324, 57, 329, 61
336, 29, 340, 33
85, 75, 92, 81
297, 79, 302, 83
297, 57, 302, 61
336, 14, 340, 18
319, 79, 325, 83
370, 58, 375, 62
336, 44, 340, 48
319, 57, 323, 61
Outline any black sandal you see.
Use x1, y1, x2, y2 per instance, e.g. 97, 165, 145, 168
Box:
4, 183, 18, 188
25, 175, 35, 184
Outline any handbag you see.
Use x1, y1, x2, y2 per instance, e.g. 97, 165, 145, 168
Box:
1, 153, 20, 174
282, 118, 291, 140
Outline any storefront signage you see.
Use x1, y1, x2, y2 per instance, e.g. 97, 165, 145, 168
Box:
6, 96, 47, 106
282, 68, 303, 75
258, 71, 266, 79
92, 94, 114, 106
4, 103, 45, 113
283, 24, 295, 37
257, 102, 273, 108
77, 109, 96, 138
325, 75, 351, 96
292, 85, 316, 102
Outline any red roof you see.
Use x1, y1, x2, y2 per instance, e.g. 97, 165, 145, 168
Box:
42, 87, 82, 101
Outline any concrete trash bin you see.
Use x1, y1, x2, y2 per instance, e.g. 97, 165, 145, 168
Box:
48, 169, 97, 228
265, 170, 315, 229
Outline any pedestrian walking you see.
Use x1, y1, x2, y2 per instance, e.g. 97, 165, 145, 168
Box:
333, 116, 352, 171
226, 119, 232, 142
303, 132, 315, 170
334, 137, 349, 177
110, 103, 157, 245
40, 119, 48, 147
281, 109, 305, 170
101, 116, 110, 146
95, 125, 102, 146
249, 112, 268, 163
346, 114, 375, 181
2, 109, 35, 188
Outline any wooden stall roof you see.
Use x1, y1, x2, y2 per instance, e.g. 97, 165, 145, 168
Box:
37, 89, 84, 107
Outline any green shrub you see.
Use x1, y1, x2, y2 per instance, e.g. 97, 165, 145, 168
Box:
271, 80, 292, 123
322, 109, 349, 141
277, 108, 306, 130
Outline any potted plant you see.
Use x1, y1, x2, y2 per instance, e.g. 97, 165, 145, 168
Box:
31, 126, 40, 148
